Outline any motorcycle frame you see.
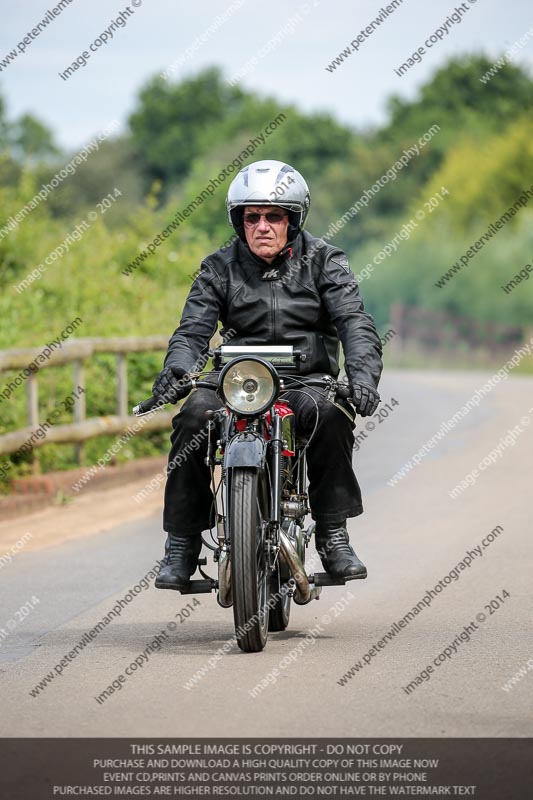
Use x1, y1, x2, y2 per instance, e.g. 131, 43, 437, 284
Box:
208, 396, 307, 558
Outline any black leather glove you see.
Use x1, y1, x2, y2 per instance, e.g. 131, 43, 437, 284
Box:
350, 382, 380, 416
152, 366, 192, 404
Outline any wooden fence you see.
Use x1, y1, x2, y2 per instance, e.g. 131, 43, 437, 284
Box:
0, 337, 174, 468
390, 303, 525, 351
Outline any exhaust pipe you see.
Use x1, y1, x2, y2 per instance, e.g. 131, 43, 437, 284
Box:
279, 529, 321, 605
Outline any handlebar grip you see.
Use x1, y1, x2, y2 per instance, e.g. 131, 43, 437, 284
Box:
132, 396, 163, 415
336, 383, 352, 401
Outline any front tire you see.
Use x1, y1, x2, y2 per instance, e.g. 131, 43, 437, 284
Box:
229, 467, 270, 652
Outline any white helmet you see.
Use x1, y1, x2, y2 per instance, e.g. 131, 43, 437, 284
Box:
226, 159, 310, 241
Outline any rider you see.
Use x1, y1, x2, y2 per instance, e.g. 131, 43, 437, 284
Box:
152, 160, 383, 592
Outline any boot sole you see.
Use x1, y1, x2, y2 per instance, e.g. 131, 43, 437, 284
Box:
155, 578, 190, 592
326, 570, 367, 582
342, 571, 367, 581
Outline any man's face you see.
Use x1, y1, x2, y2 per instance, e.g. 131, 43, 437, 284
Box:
243, 205, 289, 263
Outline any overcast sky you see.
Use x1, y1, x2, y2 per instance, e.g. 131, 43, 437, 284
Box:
1, 0, 532, 151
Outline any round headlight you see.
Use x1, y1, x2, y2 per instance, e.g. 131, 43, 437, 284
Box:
219, 357, 279, 415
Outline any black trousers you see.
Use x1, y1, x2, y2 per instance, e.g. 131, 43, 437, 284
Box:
163, 373, 363, 535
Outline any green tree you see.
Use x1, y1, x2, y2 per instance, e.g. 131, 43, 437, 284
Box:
423, 114, 533, 227
381, 55, 533, 164
11, 113, 60, 161
128, 66, 358, 194
129, 67, 247, 185
0, 95, 9, 149
44, 137, 146, 223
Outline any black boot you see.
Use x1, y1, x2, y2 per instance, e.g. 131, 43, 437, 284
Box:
155, 532, 203, 591
315, 521, 367, 581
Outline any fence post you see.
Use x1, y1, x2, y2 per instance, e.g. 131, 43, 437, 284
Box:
73, 360, 86, 465
116, 353, 128, 417
26, 374, 40, 474
390, 303, 406, 350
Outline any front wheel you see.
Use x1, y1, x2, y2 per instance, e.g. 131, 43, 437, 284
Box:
229, 467, 270, 652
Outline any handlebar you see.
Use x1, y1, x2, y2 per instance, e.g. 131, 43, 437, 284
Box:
132, 395, 166, 416
133, 376, 352, 416
296, 377, 352, 401
132, 379, 219, 416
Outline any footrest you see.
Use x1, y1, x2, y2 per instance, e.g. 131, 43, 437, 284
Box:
310, 572, 366, 585
180, 579, 216, 594
310, 572, 347, 586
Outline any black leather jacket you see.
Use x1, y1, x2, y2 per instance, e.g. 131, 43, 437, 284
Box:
164, 230, 383, 390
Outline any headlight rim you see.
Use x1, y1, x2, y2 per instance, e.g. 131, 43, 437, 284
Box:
218, 355, 280, 416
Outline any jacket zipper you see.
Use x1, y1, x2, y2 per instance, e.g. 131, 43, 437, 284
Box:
269, 248, 293, 338
270, 282, 276, 339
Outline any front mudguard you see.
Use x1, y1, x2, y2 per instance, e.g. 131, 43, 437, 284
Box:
224, 433, 267, 469
224, 434, 269, 549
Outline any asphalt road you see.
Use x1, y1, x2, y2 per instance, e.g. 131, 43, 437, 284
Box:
1, 368, 531, 737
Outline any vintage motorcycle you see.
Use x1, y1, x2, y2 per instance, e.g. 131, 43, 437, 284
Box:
134, 345, 363, 653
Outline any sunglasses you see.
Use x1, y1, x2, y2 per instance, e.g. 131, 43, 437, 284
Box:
243, 211, 288, 227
